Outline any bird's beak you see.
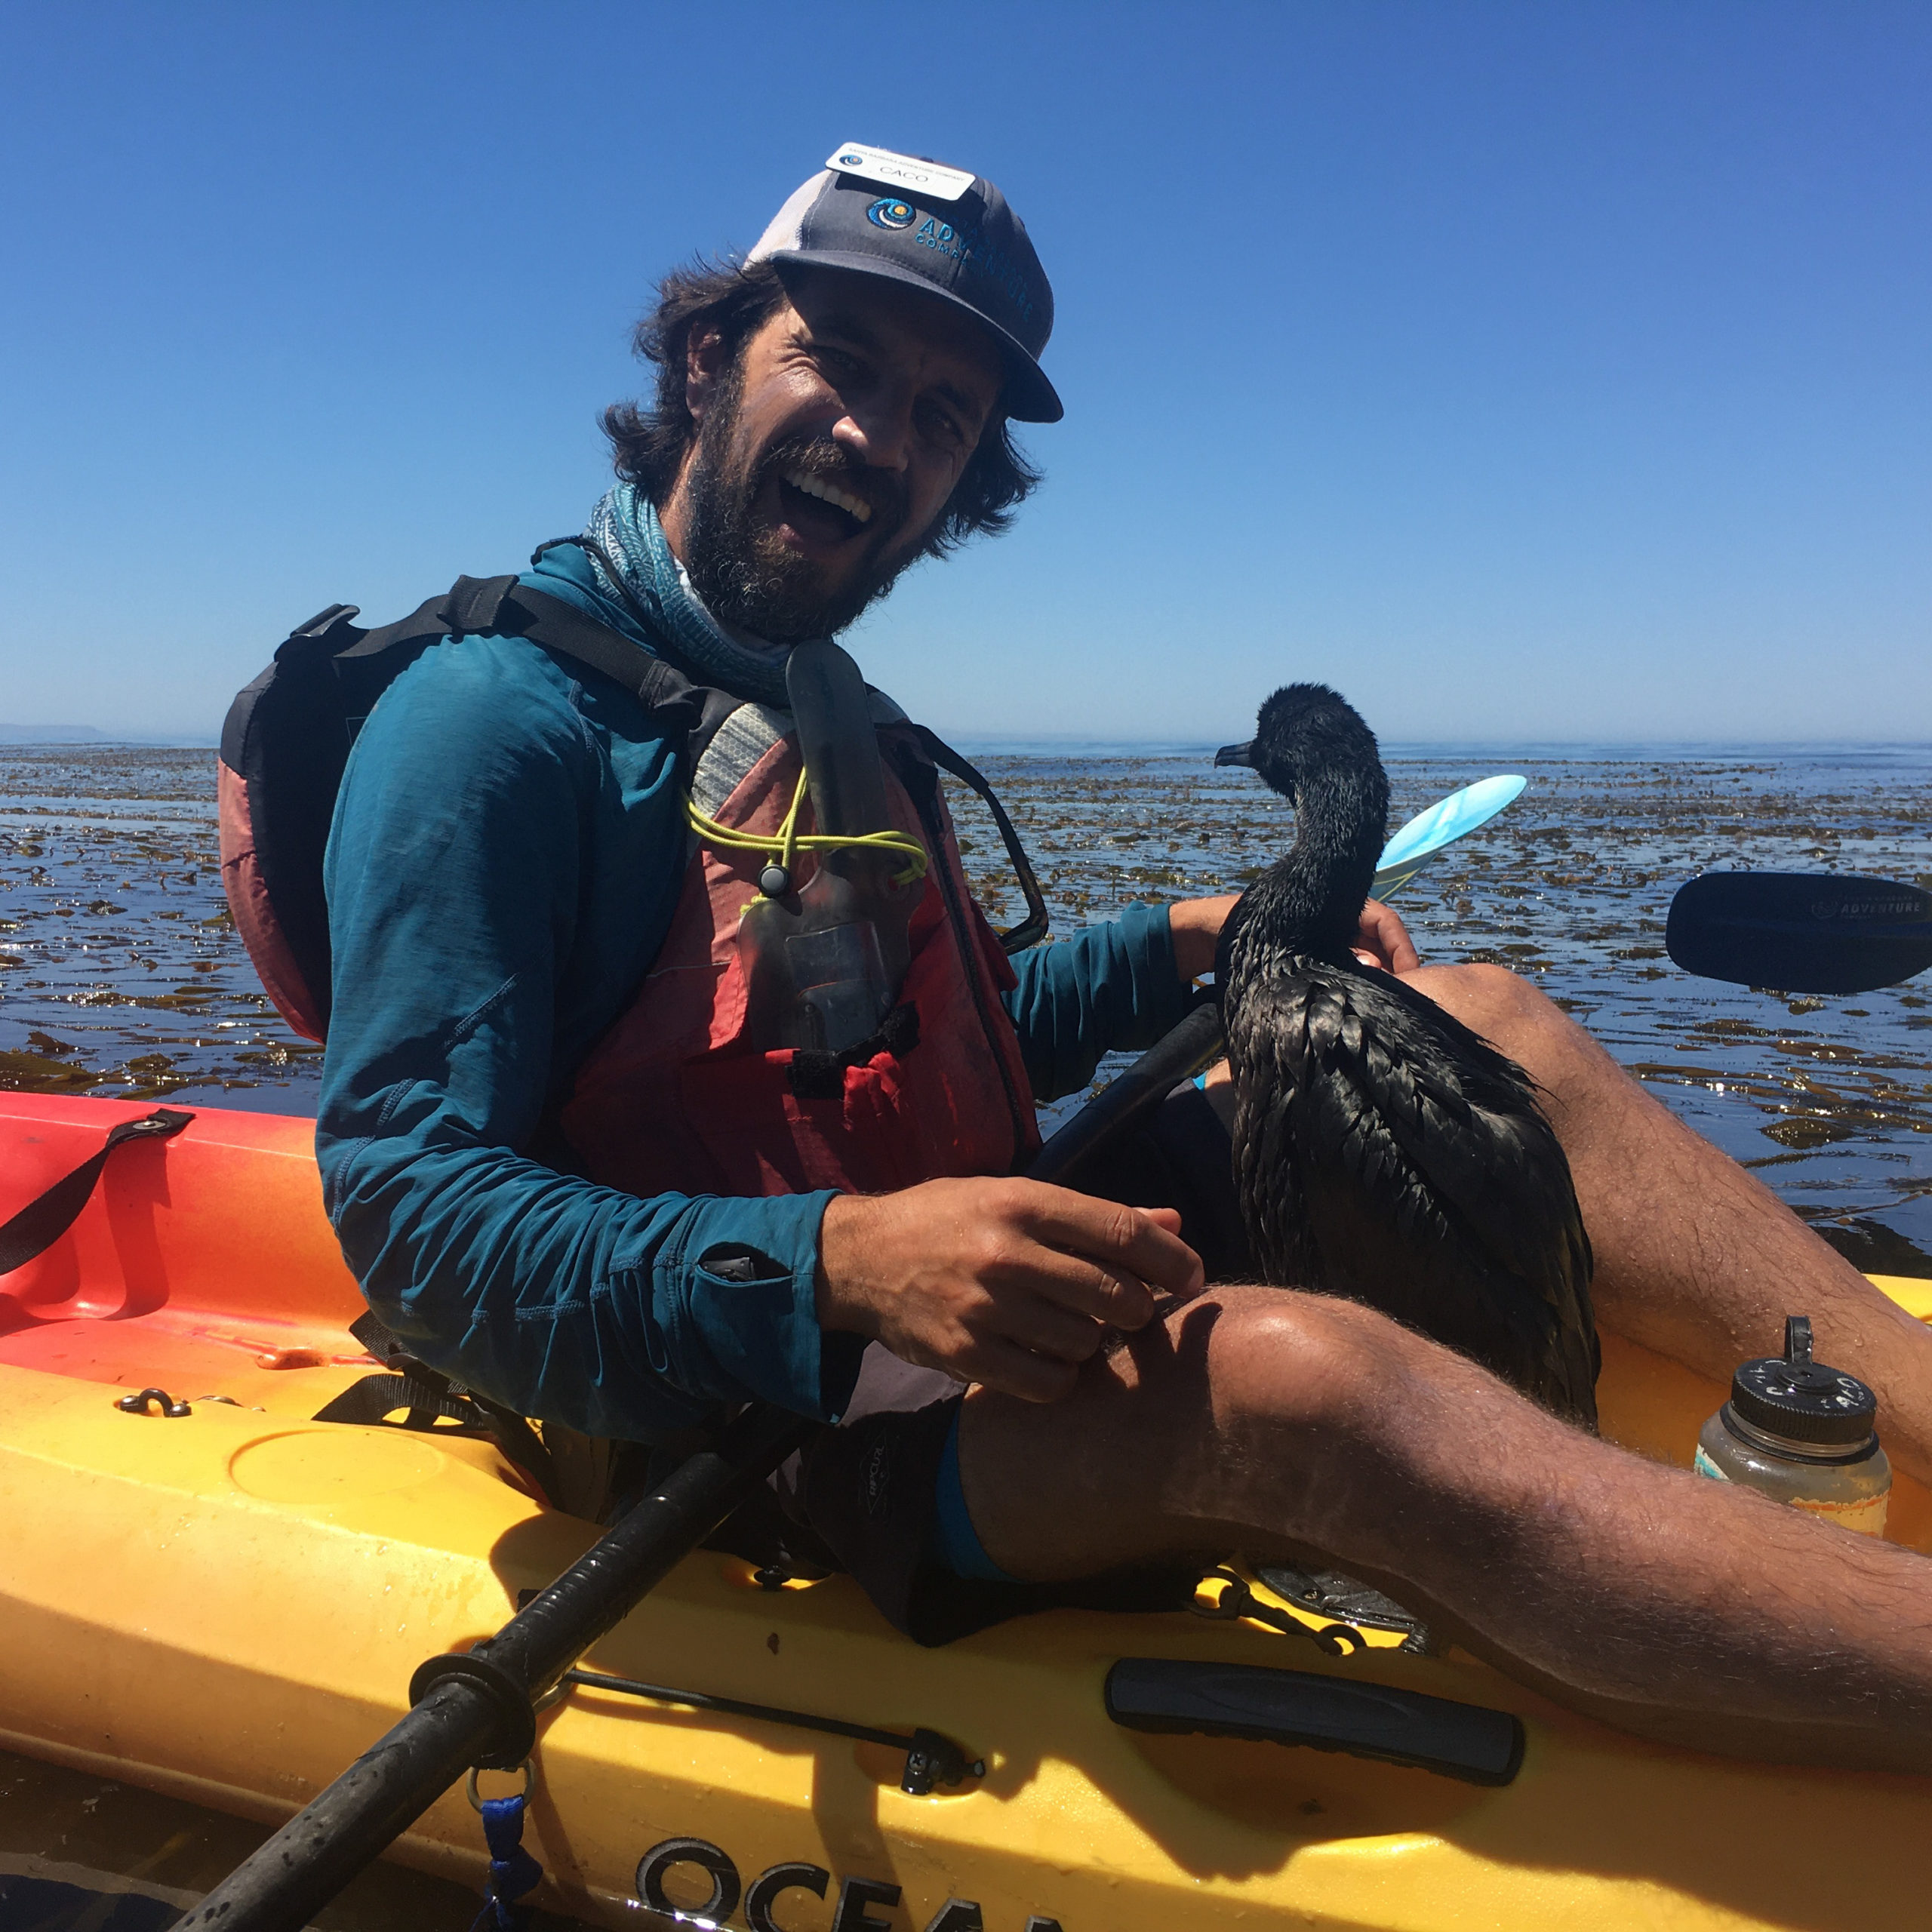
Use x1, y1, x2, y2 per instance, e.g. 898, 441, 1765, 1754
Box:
1214, 740, 1256, 768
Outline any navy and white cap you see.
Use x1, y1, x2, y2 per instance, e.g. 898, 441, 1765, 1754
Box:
748, 143, 1062, 424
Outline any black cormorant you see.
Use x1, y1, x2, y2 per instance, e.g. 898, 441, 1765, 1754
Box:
1214, 683, 1600, 1428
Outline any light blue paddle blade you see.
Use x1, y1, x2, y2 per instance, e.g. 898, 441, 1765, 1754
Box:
1371, 775, 1527, 898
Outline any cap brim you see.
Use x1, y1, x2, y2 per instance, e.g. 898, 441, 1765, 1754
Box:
767, 248, 1063, 424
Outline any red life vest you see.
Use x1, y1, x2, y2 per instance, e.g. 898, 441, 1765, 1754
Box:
558, 693, 1041, 1200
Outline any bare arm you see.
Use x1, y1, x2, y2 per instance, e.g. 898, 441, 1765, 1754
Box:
1167, 895, 1240, 981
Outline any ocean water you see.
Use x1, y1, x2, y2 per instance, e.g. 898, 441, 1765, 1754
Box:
2, 740, 1928, 1270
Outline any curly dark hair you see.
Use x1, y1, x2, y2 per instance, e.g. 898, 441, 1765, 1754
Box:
601, 258, 1041, 558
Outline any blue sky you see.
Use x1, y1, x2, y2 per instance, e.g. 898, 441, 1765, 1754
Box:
2, 1, 1927, 744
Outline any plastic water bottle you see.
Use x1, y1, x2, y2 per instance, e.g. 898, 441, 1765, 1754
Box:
1694, 1315, 1890, 1537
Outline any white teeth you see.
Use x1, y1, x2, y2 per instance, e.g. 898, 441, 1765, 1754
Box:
782, 466, 872, 525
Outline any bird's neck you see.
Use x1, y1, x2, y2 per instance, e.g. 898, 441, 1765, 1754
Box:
1248, 764, 1386, 958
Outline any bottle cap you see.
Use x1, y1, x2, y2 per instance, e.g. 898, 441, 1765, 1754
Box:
1728, 1315, 1877, 1447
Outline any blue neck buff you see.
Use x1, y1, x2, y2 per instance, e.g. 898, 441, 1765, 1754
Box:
583, 483, 807, 706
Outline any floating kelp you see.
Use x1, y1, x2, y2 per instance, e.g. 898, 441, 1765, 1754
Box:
2, 741, 1927, 1267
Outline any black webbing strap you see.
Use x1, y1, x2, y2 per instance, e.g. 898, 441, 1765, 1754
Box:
911, 724, 1051, 953
0, 1109, 193, 1276
504, 583, 696, 708
317, 1309, 561, 1506
311, 1371, 494, 1432
328, 571, 691, 710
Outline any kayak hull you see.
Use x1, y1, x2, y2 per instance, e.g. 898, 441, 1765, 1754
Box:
3, 1093, 1928, 1930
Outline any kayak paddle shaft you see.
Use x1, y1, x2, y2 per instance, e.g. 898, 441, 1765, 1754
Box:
173, 1402, 809, 1932
1027, 1001, 1225, 1187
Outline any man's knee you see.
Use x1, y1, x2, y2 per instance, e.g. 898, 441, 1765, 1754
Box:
1401, 958, 1611, 1089
1402, 959, 1546, 1038
1158, 1286, 1398, 1447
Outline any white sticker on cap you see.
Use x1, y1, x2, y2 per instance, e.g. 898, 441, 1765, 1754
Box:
826, 143, 973, 203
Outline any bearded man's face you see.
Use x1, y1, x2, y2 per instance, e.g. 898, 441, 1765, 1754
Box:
663, 267, 1004, 643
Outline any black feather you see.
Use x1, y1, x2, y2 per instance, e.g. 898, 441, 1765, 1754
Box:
1219, 684, 1599, 1426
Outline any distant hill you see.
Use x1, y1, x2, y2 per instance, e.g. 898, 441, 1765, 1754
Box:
0, 723, 111, 743
0, 724, 218, 747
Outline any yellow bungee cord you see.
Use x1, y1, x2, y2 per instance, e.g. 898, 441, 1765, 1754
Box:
686, 764, 930, 898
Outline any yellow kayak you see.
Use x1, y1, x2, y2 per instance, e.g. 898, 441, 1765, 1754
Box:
2, 1091, 1927, 1930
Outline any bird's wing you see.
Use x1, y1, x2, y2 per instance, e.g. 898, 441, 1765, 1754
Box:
1229, 960, 1598, 1425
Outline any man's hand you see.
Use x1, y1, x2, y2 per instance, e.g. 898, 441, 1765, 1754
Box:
1167, 894, 1241, 982
817, 1178, 1205, 1401
1352, 897, 1420, 973
1171, 893, 1419, 979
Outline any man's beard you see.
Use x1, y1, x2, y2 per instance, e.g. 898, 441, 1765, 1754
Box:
678, 371, 918, 645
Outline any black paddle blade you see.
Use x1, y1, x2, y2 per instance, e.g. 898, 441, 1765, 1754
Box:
1666, 872, 1932, 995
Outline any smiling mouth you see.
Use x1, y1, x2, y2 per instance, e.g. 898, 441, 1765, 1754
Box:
776, 464, 874, 543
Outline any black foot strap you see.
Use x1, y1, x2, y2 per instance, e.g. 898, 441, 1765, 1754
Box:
315, 1309, 561, 1506
0, 1109, 193, 1276
311, 1371, 499, 1433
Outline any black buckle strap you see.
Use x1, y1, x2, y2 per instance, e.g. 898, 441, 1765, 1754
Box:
500, 584, 695, 709
0, 1109, 193, 1277
310, 1370, 496, 1433
316, 1310, 562, 1506
441, 573, 521, 638
1190, 1567, 1367, 1658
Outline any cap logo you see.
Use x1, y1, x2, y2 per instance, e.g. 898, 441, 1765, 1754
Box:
866, 196, 916, 230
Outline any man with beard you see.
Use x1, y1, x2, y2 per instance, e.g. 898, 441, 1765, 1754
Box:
319, 149, 1932, 1770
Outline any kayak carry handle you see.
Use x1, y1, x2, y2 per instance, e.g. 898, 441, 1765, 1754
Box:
1105, 1657, 1524, 1786
0, 1107, 192, 1278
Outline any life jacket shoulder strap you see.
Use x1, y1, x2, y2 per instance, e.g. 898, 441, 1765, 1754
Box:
906, 724, 1051, 955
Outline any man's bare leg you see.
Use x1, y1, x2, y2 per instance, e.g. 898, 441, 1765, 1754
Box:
958, 1287, 1932, 1771
1402, 961, 1932, 1481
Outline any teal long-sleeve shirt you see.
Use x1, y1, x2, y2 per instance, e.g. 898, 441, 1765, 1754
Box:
315, 540, 1189, 1442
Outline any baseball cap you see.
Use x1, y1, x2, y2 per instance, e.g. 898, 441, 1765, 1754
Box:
748, 143, 1062, 424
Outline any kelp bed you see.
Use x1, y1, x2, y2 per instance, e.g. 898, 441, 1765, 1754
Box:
2, 741, 1928, 1271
